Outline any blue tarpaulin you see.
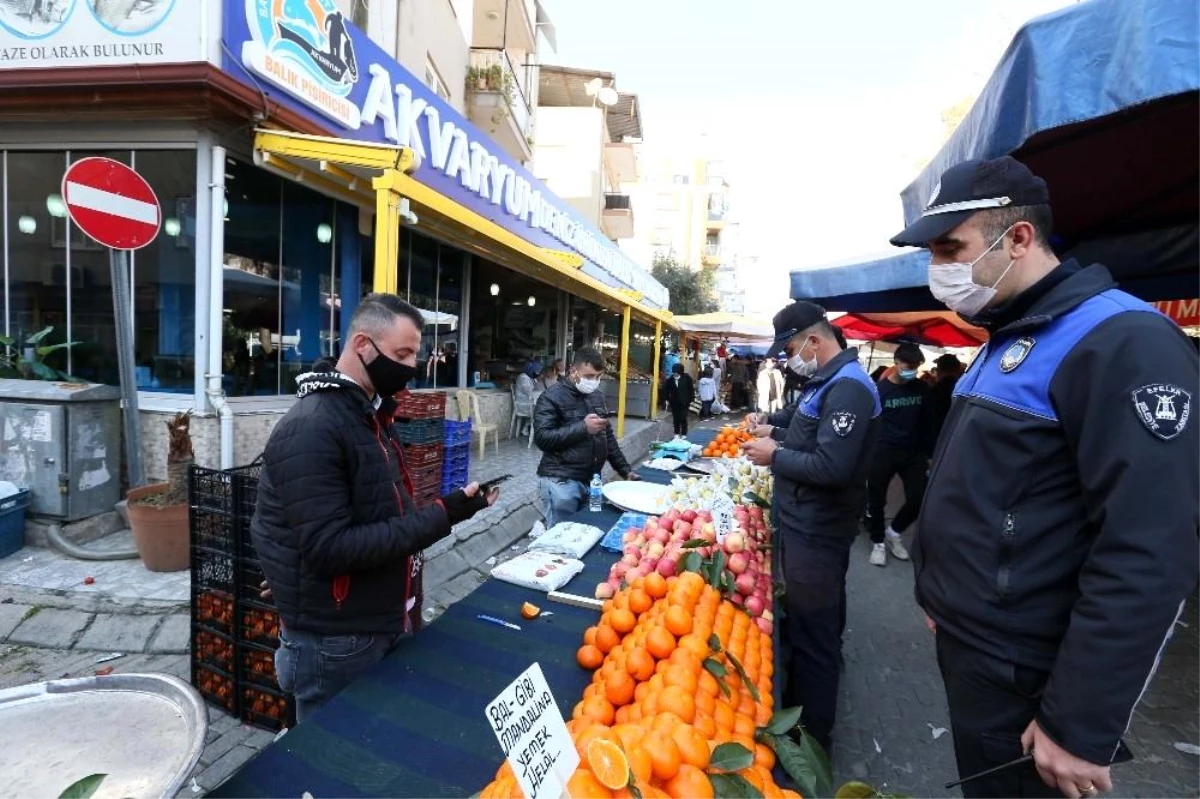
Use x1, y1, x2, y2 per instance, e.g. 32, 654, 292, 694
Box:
792, 0, 1199, 312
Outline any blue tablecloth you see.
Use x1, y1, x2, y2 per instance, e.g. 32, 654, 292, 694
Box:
211, 432, 741, 798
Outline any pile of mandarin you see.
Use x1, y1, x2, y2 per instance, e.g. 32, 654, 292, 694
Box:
701, 426, 753, 459
478, 571, 801, 799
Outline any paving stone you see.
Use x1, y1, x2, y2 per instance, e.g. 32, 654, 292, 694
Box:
148, 613, 191, 654
424, 534, 456, 559
0, 603, 31, 640
425, 569, 487, 609
196, 744, 262, 790
199, 723, 255, 766
74, 613, 161, 652
7, 608, 93, 648
423, 549, 469, 590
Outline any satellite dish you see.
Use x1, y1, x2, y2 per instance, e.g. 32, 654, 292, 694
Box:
584, 77, 603, 97
597, 87, 619, 107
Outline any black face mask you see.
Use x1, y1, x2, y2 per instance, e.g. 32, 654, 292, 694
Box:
359, 338, 417, 397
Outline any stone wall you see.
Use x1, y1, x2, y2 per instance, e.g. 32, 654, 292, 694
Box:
137, 409, 287, 479
444, 389, 514, 434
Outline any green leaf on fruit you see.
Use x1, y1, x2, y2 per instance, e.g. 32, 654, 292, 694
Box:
709, 742, 755, 772
744, 491, 772, 509
680, 551, 702, 574
708, 773, 764, 799
710, 551, 727, 589
765, 706, 803, 736
708, 633, 723, 652
680, 539, 708, 549
59, 774, 106, 799
703, 657, 727, 677
725, 650, 760, 702
834, 781, 880, 798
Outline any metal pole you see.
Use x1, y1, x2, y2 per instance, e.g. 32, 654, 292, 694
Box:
110, 248, 144, 487
617, 305, 631, 438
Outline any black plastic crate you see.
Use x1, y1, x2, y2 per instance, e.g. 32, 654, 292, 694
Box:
240, 598, 281, 649
237, 556, 268, 604
192, 624, 236, 673
193, 662, 237, 714
241, 682, 293, 732
192, 585, 236, 636
239, 639, 280, 691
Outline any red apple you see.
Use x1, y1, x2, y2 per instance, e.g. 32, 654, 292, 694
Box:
673, 520, 693, 537
681, 509, 698, 524
755, 617, 773, 635
735, 572, 756, 596
595, 582, 615, 599
652, 528, 671, 545
723, 532, 746, 554
656, 558, 678, 577
745, 595, 765, 617
729, 592, 745, 607
728, 552, 750, 575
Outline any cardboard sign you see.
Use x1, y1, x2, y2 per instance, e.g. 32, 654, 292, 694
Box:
712, 493, 736, 544
486, 663, 579, 799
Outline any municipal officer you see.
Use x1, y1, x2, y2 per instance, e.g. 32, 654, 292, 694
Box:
891, 156, 1199, 798
742, 301, 881, 752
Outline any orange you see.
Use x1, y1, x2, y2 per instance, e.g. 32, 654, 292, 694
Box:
625, 743, 654, 785
625, 648, 655, 682
577, 644, 604, 670
737, 694, 757, 718
754, 742, 777, 771
642, 730, 683, 782
611, 723, 646, 752
694, 690, 716, 717
644, 572, 667, 599
521, 602, 541, 619
664, 606, 693, 637
692, 712, 718, 740
613, 705, 631, 725
575, 723, 614, 760
668, 646, 702, 672
605, 671, 636, 707
672, 724, 711, 769
734, 715, 757, 737
651, 711, 685, 734
658, 686, 695, 724
596, 625, 620, 654
628, 588, 652, 616
634, 680, 650, 704
584, 626, 599, 646
664, 764, 714, 799
610, 608, 637, 635
698, 669, 722, 698
677, 634, 710, 661
713, 700, 735, 733
567, 768, 615, 799
645, 626, 676, 660
581, 695, 616, 726
587, 738, 631, 791
663, 666, 698, 696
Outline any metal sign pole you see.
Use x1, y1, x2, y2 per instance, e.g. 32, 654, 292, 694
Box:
110, 248, 144, 488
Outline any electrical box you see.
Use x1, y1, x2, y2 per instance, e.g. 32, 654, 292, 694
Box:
0, 379, 122, 521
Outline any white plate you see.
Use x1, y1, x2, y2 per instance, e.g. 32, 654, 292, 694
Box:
644, 458, 684, 472
602, 481, 671, 514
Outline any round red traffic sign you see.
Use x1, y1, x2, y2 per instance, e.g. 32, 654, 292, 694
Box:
61, 157, 161, 251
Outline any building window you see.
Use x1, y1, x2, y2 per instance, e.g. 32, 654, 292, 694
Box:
425, 58, 451, 103
1, 149, 197, 392
655, 193, 675, 211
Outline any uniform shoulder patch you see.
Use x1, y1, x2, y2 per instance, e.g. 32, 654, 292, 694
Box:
830, 411, 857, 437
1132, 384, 1192, 440
999, 336, 1036, 373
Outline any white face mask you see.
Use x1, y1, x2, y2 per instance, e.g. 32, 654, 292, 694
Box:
787, 339, 819, 377
928, 225, 1016, 317
576, 376, 601, 394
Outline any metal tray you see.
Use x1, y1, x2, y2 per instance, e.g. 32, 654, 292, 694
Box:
0, 673, 207, 799
681, 458, 718, 474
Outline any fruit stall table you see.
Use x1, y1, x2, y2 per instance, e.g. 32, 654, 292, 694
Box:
209, 429, 776, 799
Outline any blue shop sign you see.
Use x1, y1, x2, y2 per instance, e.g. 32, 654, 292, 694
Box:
222, 0, 668, 309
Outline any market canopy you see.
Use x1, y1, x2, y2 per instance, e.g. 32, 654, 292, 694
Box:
833, 312, 987, 348
672, 312, 775, 341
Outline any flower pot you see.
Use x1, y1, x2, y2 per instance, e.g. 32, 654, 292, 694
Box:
126, 483, 189, 572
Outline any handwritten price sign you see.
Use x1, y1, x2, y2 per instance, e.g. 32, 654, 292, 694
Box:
712, 493, 735, 544
486, 663, 579, 799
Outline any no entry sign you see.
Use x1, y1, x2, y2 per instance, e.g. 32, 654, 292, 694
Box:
61, 157, 161, 250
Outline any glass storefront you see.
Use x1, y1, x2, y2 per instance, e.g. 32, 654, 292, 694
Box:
468, 258, 562, 389
2, 149, 197, 391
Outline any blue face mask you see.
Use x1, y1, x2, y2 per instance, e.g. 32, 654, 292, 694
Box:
898, 369, 919, 381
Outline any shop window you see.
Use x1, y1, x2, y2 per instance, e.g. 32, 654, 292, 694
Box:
469, 258, 560, 389
1, 149, 196, 391
401, 230, 462, 389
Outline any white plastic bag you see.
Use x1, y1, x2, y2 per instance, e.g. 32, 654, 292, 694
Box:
528, 521, 605, 559
490, 551, 584, 592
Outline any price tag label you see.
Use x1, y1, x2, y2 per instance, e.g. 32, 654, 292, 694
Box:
486, 663, 579, 799
712, 493, 735, 544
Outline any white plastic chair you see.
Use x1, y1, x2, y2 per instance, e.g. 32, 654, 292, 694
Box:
456, 390, 499, 459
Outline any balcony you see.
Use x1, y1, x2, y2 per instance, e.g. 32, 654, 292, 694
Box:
604, 141, 638, 184
473, 0, 540, 53
466, 49, 534, 163
602, 193, 634, 240
702, 244, 722, 265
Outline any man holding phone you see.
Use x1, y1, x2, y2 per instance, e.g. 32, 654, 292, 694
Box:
533, 347, 640, 527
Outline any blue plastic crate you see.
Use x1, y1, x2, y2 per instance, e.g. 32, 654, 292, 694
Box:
444, 420, 472, 447
600, 512, 650, 552
0, 489, 30, 560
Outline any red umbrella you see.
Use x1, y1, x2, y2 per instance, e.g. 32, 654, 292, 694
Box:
833, 312, 988, 348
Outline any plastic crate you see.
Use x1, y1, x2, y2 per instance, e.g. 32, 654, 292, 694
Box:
394, 390, 446, 421
440, 464, 469, 493
189, 461, 262, 535
239, 640, 280, 690
192, 625, 236, 673
193, 662, 237, 714
237, 555, 268, 604
240, 598, 281, 648
412, 483, 441, 509
401, 441, 444, 469
241, 683, 293, 732
442, 442, 470, 471
193, 580, 236, 636
0, 488, 30, 560
396, 418, 446, 445
444, 420, 472, 447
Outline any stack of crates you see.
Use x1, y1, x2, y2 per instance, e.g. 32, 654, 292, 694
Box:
395, 392, 447, 509
441, 419, 472, 495
189, 462, 293, 732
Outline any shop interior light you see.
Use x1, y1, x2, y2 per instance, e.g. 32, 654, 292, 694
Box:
527, 296, 536, 307
164, 218, 181, 237
45, 194, 66, 218
489, 283, 500, 296
17, 215, 36, 235
316, 223, 333, 243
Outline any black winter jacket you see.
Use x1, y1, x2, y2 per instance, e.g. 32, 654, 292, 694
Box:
662, 374, 695, 408
534, 381, 632, 483
250, 371, 453, 636
766, 348, 881, 539
915, 263, 1199, 765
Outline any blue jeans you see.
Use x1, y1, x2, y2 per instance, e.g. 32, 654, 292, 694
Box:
538, 477, 587, 528
274, 625, 400, 722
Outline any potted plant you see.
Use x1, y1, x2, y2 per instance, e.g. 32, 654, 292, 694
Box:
0, 326, 78, 380
126, 412, 193, 572
467, 66, 487, 91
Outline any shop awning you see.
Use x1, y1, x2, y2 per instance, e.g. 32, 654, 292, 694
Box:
250, 129, 677, 332
834, 312, 987, 348
672, 312, 774, 341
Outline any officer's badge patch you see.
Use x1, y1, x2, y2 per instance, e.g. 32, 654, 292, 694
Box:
999, 337, 1036, 373
830, 411, 856, 437
1132, 384, 1192, 441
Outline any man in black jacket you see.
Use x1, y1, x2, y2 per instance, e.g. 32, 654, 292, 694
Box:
928, 352, 962, 440
251, 294, 496, 721
662, 362, 695, 436
742, 301, 881, 752
533, 347, 638, 527
892, 156, 1198, 798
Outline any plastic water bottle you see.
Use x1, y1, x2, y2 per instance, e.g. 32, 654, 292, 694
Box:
589, 474, 603, 512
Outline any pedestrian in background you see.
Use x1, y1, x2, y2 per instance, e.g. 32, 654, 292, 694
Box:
697, 366, 717, 420
663, 362, 695, 436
